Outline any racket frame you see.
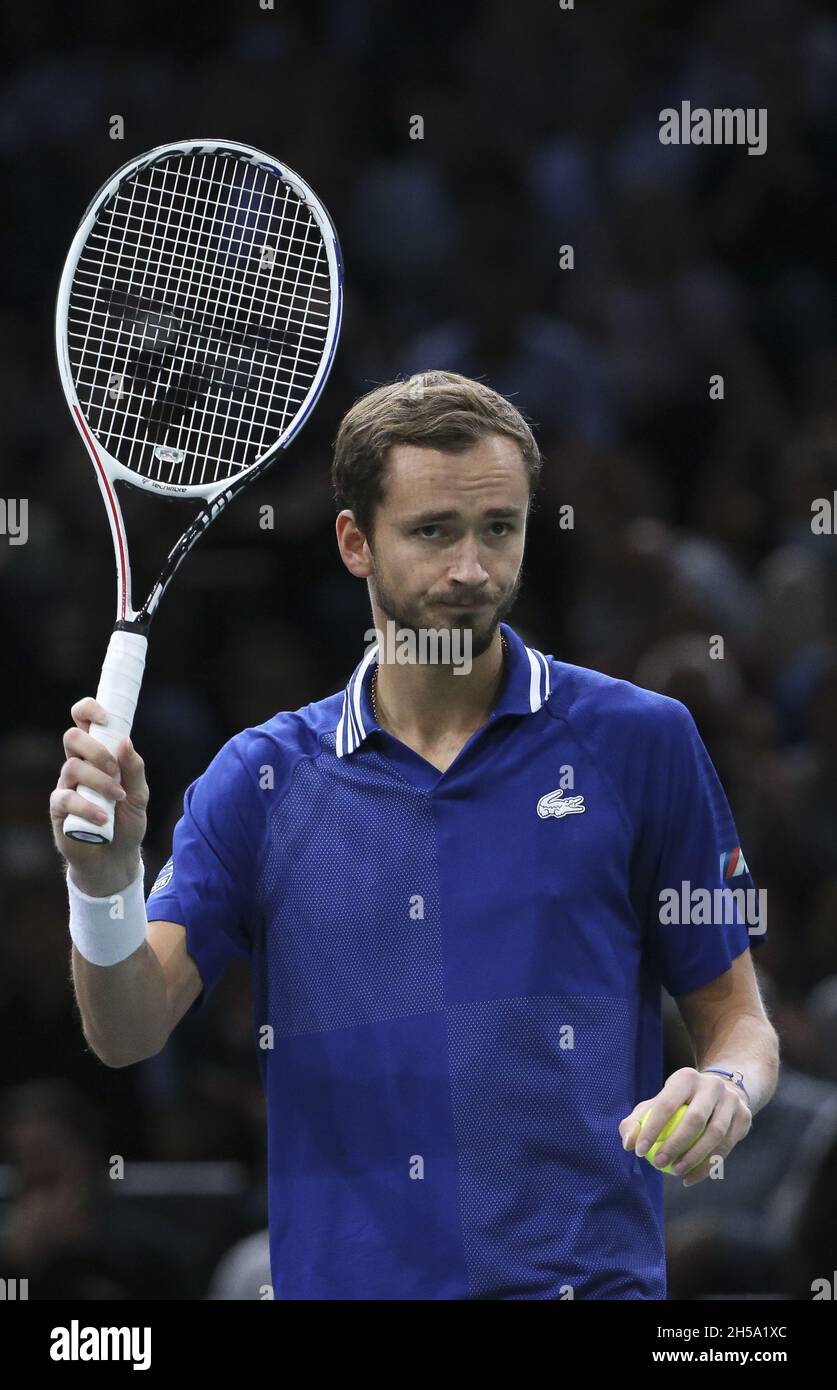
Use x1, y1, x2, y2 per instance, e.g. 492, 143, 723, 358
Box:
56, 138, 343, 840
56, 137, 343, 629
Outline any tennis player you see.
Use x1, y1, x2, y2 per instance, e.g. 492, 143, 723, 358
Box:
52, 370, 779, 1299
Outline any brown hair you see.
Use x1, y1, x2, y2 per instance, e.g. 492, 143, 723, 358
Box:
331, 370, 542, 540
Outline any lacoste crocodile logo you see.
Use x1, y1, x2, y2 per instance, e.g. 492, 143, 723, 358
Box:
536, 789, 586, 819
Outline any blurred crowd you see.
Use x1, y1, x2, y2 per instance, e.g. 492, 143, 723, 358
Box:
1, 0, 836, 1297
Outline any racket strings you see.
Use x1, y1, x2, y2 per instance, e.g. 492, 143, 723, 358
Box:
67, 151, 332, 487
96, 155, 322, 479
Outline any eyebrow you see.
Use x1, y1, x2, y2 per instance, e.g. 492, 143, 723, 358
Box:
404, 507, 525, 525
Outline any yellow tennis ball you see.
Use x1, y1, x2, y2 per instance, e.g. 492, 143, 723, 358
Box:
639, 1104, 704, 1175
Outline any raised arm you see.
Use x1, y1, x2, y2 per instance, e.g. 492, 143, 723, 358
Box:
51, 696, 203, 1067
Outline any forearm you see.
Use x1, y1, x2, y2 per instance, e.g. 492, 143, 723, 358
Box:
72, 939, 170, 1067
69, 856, 169, 1067
694, 1013, 780, 1116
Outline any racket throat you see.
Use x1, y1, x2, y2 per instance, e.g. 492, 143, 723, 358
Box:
115, 616, 151, 638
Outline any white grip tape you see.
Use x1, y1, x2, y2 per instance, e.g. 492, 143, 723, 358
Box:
95, 629, 148, 733
63, 630, 148, 845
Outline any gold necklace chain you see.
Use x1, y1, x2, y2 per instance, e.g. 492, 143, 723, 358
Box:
370, 633, 508, 723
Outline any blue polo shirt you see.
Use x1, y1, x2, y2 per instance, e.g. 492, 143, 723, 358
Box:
147, 621, 766, 1300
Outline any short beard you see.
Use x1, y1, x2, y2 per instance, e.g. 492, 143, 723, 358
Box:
368, 561, 523, 661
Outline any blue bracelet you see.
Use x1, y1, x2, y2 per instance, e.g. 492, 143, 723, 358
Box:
701, 1067, 750, 1101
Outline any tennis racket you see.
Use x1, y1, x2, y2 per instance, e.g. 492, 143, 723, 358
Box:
56, 137, 343, 843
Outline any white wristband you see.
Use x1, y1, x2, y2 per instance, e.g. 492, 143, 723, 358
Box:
67, 865, 148, 966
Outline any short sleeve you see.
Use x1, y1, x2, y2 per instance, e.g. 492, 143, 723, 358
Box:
145, 736, 263, 1012
633, 699, 767, 997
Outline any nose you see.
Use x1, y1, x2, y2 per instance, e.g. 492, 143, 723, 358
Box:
447, 536, 490, 590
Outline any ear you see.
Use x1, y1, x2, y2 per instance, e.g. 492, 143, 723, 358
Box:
335, 511, 374, 578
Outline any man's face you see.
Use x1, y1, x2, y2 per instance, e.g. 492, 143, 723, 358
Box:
364, 434, 529, 660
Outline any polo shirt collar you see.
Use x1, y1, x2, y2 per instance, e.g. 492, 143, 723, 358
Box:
334, 622, 552, 758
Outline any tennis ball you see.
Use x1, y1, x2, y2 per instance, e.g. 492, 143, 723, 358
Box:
639, 1104, 704, 1175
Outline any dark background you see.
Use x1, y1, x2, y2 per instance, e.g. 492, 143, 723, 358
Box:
1, 0, 836, 1299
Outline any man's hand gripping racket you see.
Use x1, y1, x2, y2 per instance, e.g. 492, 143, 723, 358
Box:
53, 138, 342, 845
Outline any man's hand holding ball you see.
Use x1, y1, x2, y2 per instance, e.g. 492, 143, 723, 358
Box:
618, 1066, 753, 1186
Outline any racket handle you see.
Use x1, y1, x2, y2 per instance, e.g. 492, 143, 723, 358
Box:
63, 630, 148, 845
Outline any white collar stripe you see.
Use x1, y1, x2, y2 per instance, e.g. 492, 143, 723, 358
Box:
335, 697, 344, 757
345, 643, 377, 755
336, 689, 350, 757
526, 646, 543, 712
350, 671, 366, 747
344, 677, 359, 754
535, 647, 550, 704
